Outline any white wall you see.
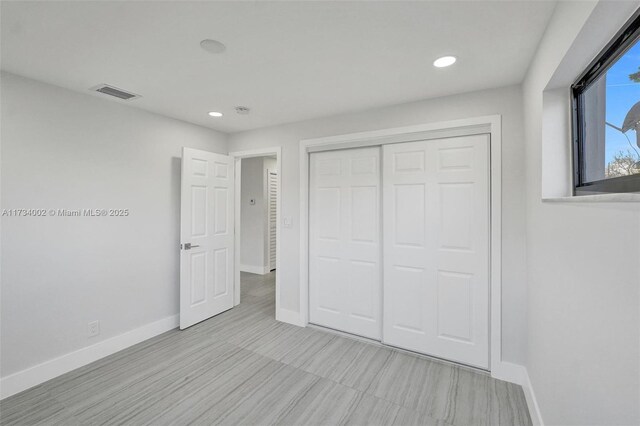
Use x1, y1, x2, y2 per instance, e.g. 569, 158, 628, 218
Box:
0, 72, 228, 378
240, 157, 267, 273
229, 84, 529, 364
522, 2, 640, 424
240, 156, 278, 274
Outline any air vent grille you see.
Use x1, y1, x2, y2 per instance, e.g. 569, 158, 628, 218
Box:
92, 84, 140, 100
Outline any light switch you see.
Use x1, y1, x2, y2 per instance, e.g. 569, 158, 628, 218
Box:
283, 216, 292, 228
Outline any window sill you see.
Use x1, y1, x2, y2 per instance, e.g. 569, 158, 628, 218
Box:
542, 193, 640, 203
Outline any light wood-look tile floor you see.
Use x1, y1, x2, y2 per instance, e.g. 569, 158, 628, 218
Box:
0, 272, 531, 426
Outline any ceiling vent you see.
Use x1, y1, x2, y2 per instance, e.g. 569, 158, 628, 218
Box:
91, 84, 140, 101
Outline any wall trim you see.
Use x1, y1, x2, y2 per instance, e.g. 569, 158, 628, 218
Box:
299, 115, 504, 373
491, 360, 526, 384
492, 362, 544, 426
239, 264, 271, 275
275, 308, 305, 327
0, 314, 178, 400
521, 367, 544, 426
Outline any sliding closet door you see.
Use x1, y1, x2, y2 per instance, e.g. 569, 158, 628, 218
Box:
382, 135, 490, 368
309, 147, 381, 340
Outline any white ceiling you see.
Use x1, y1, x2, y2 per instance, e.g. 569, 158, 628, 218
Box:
1, 1, 556, 134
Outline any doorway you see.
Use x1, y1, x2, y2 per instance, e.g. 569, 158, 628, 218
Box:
179, 147, 280, 329
231, 147, 281, 318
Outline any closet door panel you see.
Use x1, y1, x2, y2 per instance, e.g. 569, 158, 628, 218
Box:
309, 147, 381, 340
383, 135, 490, 369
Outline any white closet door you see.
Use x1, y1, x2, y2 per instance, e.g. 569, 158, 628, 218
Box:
382, 135, 490, 368
268, 170, 277, 271
309, 147, 381, 340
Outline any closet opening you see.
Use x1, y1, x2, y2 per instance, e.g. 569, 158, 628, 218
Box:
299, 116, 504, 374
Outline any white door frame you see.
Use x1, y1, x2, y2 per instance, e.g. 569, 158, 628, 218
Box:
299, 115, 506, 376
229, 147, 282, 315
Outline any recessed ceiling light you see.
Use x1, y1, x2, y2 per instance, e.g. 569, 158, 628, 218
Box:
208, 111, 223, 117
433, 56, 457, 68
200, 39, 226, 54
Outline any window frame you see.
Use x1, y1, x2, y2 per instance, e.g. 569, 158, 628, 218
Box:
571, 9, 640, 194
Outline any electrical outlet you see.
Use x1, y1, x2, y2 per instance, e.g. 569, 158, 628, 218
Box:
88, 320, 100, 338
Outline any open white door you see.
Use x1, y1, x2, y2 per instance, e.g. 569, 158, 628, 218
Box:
180, 148, 234, 329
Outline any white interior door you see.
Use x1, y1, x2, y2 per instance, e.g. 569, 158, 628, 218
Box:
309, 147, 381, 340
382, 135, 490, 368
268, 170, 278, 271
180, 147, 234, 329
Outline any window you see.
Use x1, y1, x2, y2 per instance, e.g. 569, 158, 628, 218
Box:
572, 9, 640, 194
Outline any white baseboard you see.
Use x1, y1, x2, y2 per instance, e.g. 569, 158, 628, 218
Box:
520, 367, 544, 426
491, 361, 525, 384
276, 308, 305, 327
240, 264, 270, 275
492, 362, 544, 426
0, 314, 179, 400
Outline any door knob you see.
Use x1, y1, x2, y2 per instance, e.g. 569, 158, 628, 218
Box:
183, 243, 200, 250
